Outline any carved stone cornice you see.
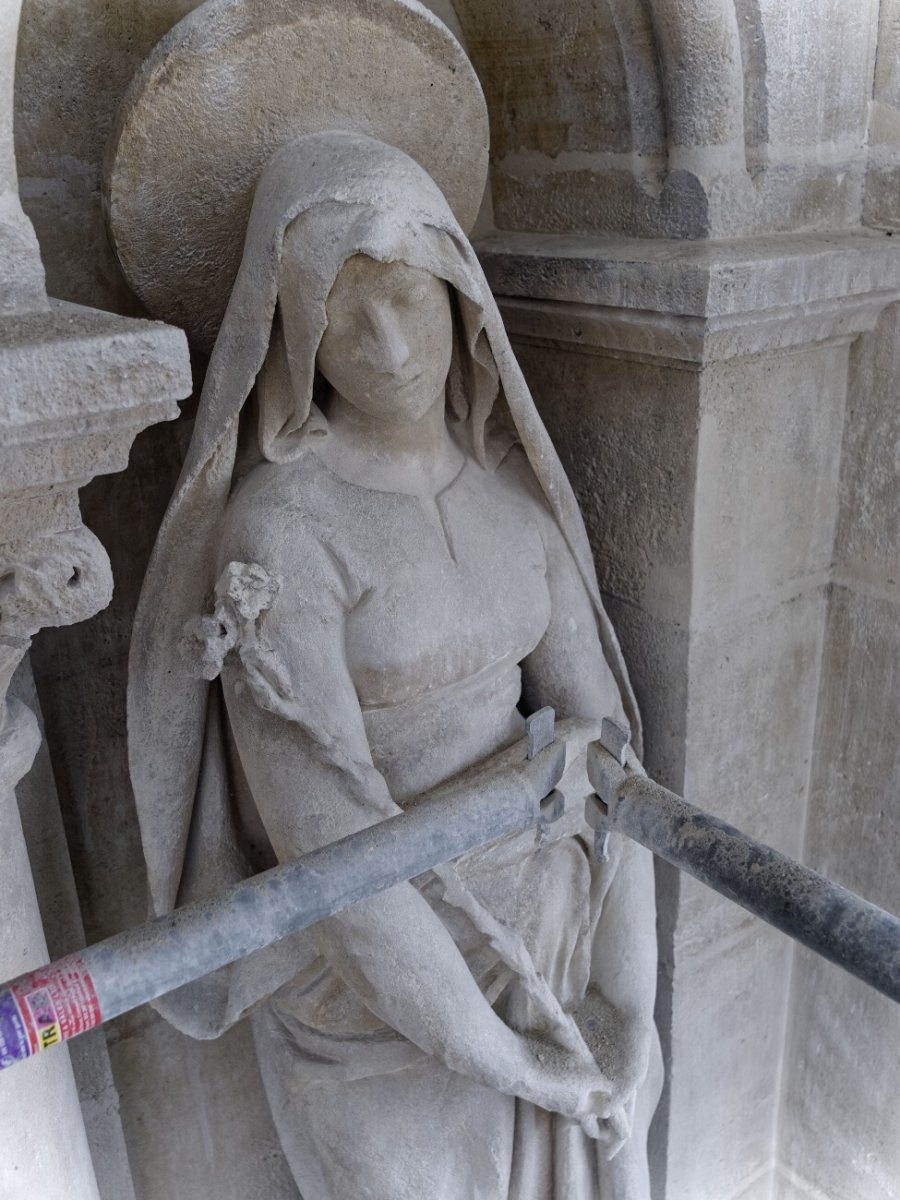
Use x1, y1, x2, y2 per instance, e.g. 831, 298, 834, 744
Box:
0, 300, 191, 539
477, 229, 900, 368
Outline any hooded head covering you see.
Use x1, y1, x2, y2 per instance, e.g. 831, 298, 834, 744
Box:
128, 132, 641, 937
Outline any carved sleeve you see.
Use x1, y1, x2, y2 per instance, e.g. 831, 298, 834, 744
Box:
514, 476, 658, 1045
519, 506, 628, 729
190, 497, 401, 864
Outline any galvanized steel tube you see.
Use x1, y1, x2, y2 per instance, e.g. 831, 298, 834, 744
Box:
0, 732, 565, 1071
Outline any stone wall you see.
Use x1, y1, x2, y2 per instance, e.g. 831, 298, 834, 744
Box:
775, 302, 900, 1199
455, 0, 879, 240
773, 6, 900, 1185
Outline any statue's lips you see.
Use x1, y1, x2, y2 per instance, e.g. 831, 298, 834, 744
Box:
372, 369, 424, 388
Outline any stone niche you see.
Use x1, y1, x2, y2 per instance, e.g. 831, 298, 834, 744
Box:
7, 1, 900, 1199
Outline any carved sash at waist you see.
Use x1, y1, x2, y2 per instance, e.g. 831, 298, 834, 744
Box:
361, 657, 526, 802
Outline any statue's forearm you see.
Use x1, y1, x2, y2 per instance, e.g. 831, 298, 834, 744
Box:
314, 882, 538, 1087
312, 882, 611, 1123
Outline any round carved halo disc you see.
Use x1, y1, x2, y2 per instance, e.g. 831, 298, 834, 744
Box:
104, 0, 489, 350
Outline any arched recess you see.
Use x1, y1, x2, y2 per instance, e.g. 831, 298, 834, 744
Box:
445, 0, 767, 237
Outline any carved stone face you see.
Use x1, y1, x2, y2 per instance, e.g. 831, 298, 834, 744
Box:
315, 254, 453, 421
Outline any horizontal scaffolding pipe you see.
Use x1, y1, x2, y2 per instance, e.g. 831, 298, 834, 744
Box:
587, 727, 900, 1005
0, 713, 566, 1072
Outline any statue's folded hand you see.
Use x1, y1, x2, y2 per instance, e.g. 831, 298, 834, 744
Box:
571, 985, 653, 1121
514, 1030, 616, 1127
517, 1034, 632, 1157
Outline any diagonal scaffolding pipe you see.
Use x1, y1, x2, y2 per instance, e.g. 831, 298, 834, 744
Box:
587, 720, 900, 1005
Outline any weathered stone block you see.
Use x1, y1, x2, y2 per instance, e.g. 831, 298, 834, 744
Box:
685, 588, 827, 854
693, 348, 847, 617
802, 587, 900, 910
665, 922, 792, 1200
777, 585, 900, 1200
512, 339, 698, 618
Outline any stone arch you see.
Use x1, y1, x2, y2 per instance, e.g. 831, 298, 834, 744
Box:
446, 0, 768, 236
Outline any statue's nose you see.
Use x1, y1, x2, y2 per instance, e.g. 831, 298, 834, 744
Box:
366, 304, 411, 374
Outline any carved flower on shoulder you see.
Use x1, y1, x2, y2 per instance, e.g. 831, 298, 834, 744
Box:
181, 562, 282, 682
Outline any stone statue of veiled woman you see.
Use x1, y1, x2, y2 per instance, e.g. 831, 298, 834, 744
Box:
126, 128, 662, 1199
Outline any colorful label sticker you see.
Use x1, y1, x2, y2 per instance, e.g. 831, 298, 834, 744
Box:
0, 958, 101, 1069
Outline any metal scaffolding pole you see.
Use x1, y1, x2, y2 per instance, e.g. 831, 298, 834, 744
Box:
0, 712, 565, 1072
587, 720, 900, 1005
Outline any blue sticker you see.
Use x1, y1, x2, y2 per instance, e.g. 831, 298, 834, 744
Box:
0, 987, 31, 1067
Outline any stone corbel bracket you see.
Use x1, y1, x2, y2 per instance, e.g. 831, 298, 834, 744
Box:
0, 300, 191, 782
477, 230, 900, 368
0, 525, 112, 701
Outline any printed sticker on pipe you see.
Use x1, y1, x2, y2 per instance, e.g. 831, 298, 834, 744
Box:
0, 959, 100, 1068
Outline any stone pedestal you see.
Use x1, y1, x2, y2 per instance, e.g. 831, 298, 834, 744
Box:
478, 228, 900, 1200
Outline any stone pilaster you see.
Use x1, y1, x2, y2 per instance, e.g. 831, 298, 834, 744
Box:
0, 309, 190, 1199
0, 525, 112, 1200
478, 228, 900, 1200
0, 10, 191, 1189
